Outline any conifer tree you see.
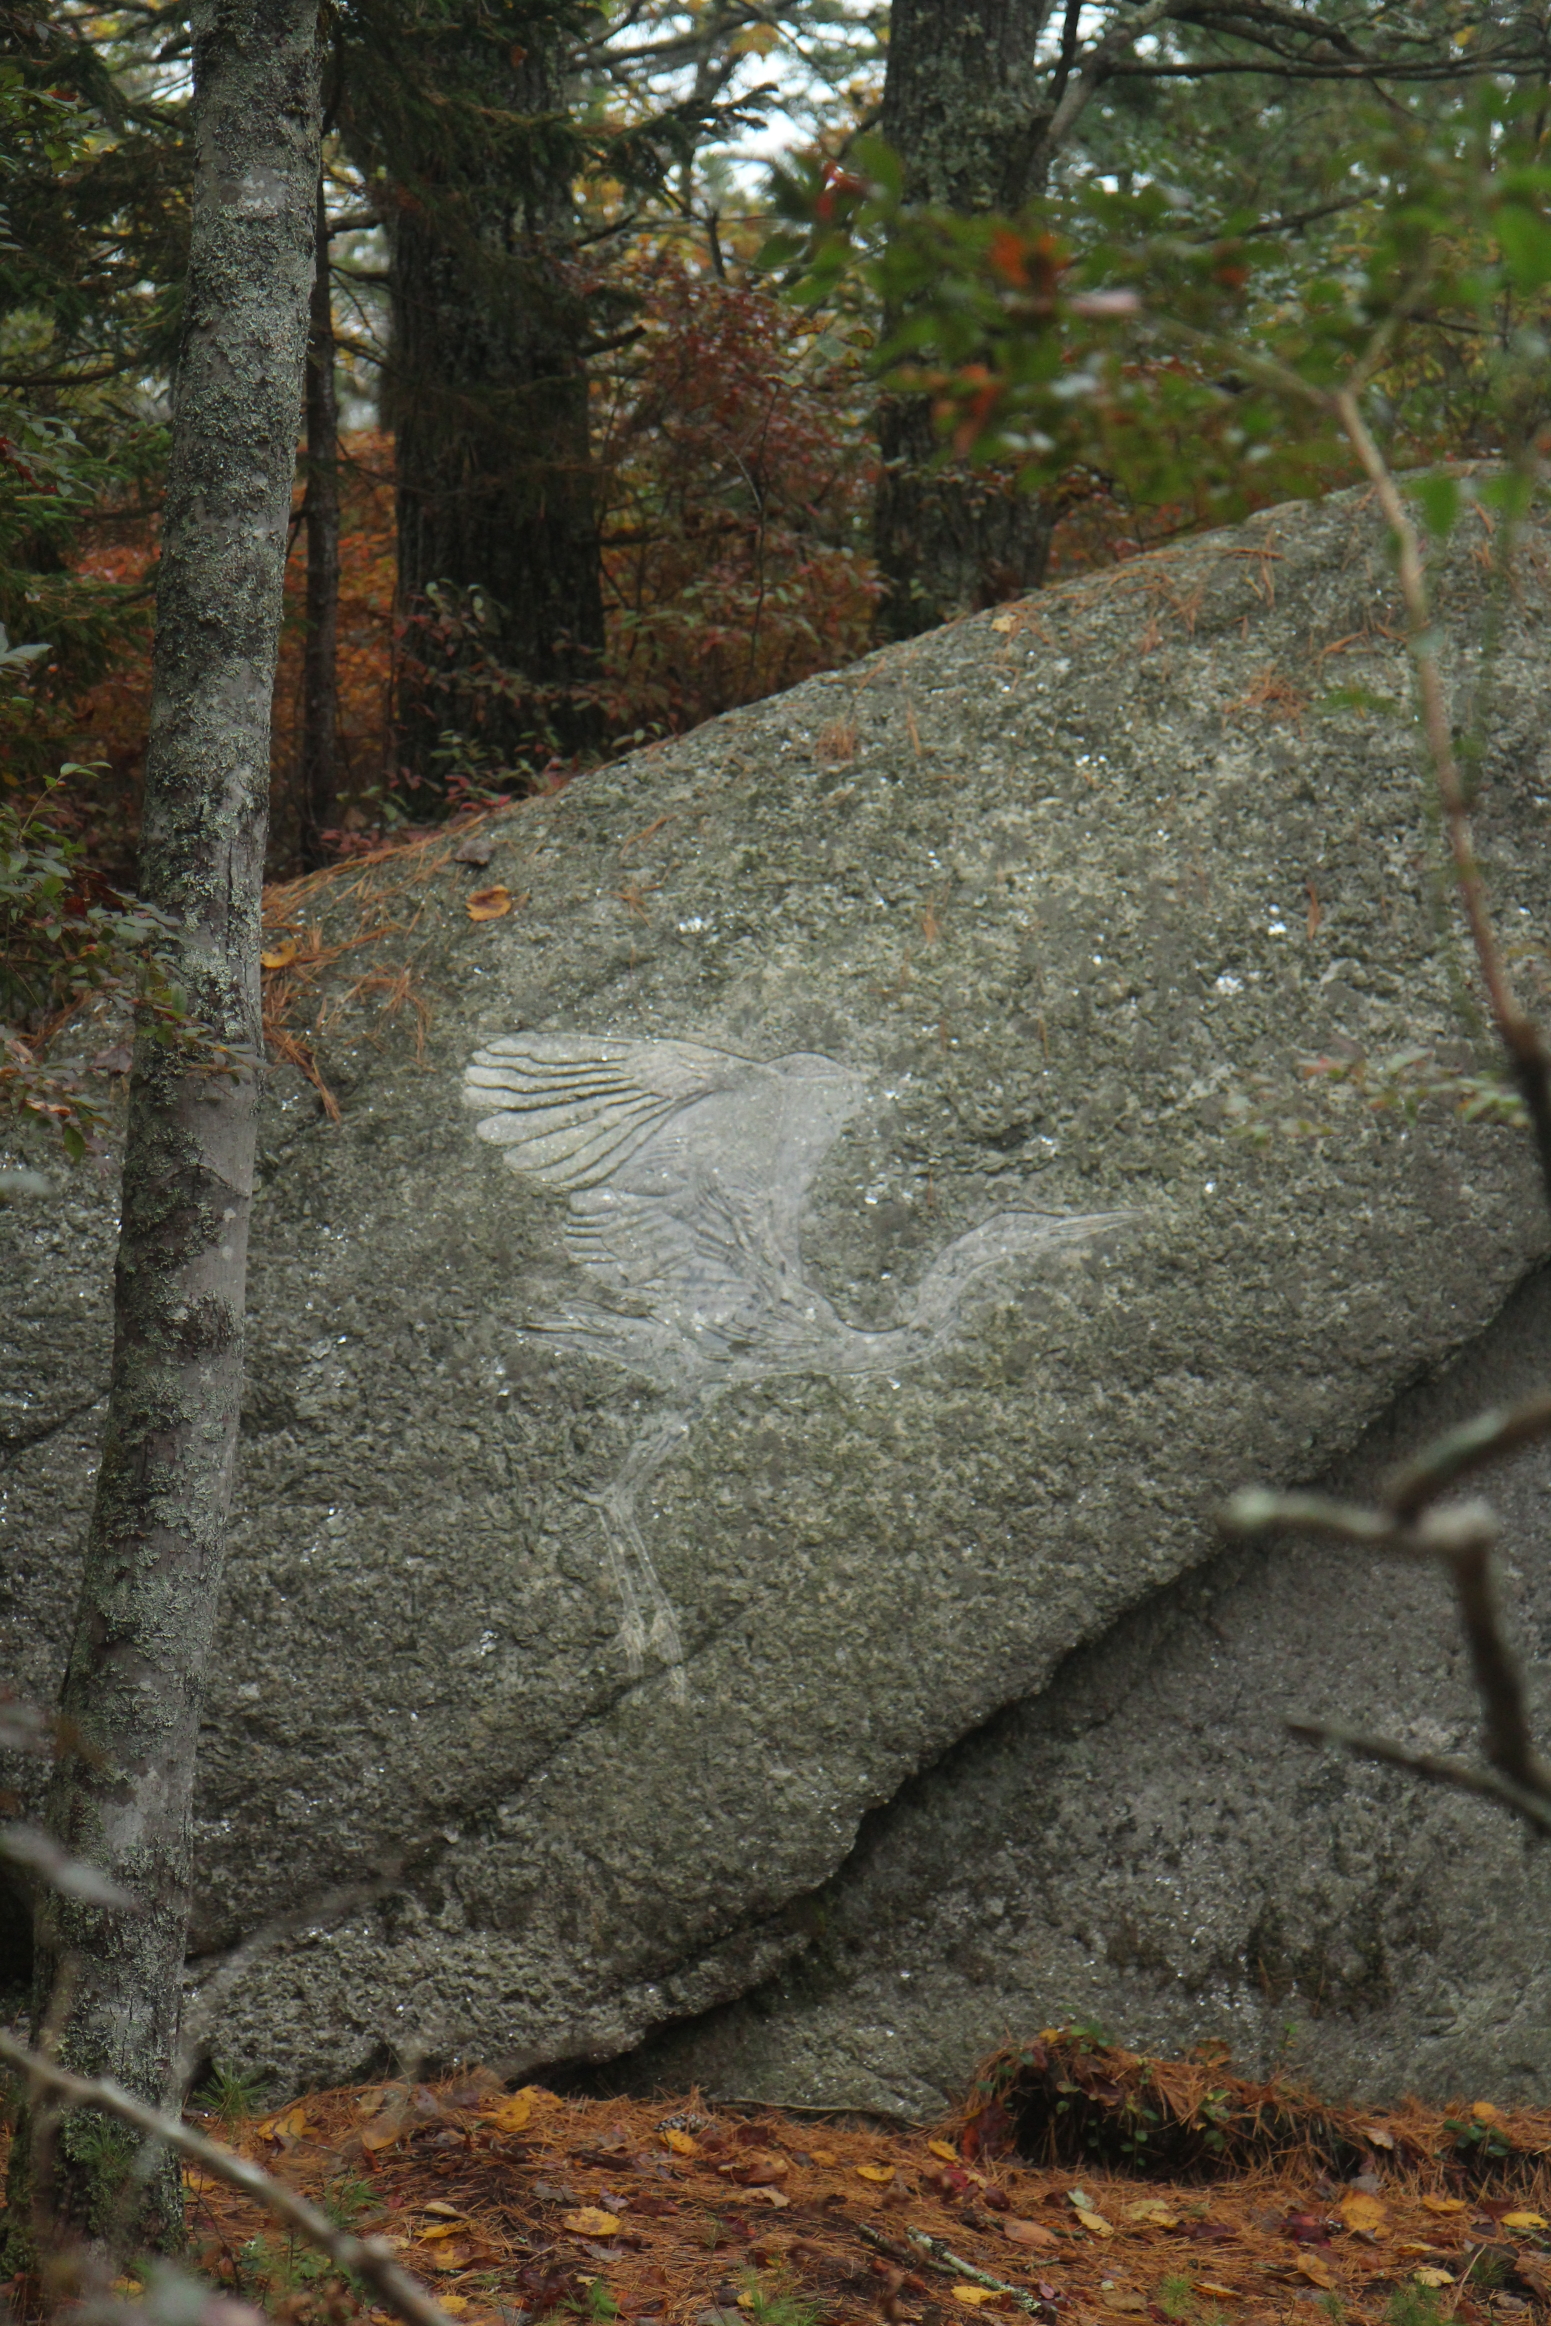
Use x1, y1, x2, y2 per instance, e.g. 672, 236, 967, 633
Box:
343, 0, 606, 786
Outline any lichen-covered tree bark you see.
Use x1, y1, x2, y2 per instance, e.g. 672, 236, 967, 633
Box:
874, 0, 1058, 641
6, 0, 321, 2255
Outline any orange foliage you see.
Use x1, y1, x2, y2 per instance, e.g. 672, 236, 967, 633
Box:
60, 279, 1353, 876
268, 429, 397, 859
594, 256, 881, 737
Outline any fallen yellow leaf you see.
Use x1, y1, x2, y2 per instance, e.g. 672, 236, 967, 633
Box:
1126, 2204, 1179, 2229
561, 2208, 621, 2238
1193, 2284, 1237, 2302
1503, 2213, 1548, 2231
1075, 2210, 1114, 2238
1361, 2127, 1396, 2151
1471, 2102, 1501, 2124
439, 2302, 469, 2317
929, 2140, 961, 2164
418, 2222, 472, 2243
809, 2148, 840, 2167
1422, 2197, 1467, 2216
722, 2153, 788, 2181
951, 2287, 997, 2307
749, 2188, 790, 2208
1339, 2194, 1390, 2236
661, 2129, 699, 2156
1004, 2220, 1058, 2249
480, 2092, 532, 2136
857, 2163, 895, 2184
467, 885, 513, 921
260, 940, 298, 970
1296, 2256, 1336, 2291
259, 2106, 309, 2141
1100, 2292, 1147, 2314
360, 2106, 409, 2153
1413, 2271, 1455, 2289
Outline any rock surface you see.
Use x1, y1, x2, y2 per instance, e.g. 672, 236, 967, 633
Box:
6, 480, 1551, 2099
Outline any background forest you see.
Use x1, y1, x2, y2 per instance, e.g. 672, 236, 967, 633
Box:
11, 0, 1550, 1157
15, 0, 1551, 2309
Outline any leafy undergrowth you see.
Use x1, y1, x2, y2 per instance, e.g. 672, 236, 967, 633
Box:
139, 2042, 1551, 2326
956, 2033, 1551, 2185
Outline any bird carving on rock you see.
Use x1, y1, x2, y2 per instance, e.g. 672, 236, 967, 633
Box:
464, 1033, 1131, 1691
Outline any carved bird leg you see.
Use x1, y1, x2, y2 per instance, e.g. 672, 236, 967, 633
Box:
584, 1411, 692, 1696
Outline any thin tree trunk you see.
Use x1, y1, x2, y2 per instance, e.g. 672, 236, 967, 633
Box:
301, 172, 340, 870
873, 0, 1060, 641
5, 0, 321, 2259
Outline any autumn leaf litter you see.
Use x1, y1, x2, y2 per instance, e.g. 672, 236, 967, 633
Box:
133, 2057, 1551, 2326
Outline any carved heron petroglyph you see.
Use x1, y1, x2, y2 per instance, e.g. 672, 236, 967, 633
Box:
464, 1034, 1129, 1685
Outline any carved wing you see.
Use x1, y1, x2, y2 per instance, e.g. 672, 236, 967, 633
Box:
464, 1035, 867, 1383
464, 1035, 747, 1190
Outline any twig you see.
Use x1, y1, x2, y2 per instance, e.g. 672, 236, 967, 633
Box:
1333, 389, 1551, 1205
1222, 1489, 1408, 1550
1451, 1535, 1550, 1792
1230, 1489, 1551, 1828
1036, 0, 1186, 171
857, 2222, 1049, 2315
177, 1866, 407, 2090
1287, 1723, 1551, 1835
0, 2030, 458, 2326
714, 2097, 929, 2126
1384, 1390, 1551, 1516
1221, 1488, 1497, 1559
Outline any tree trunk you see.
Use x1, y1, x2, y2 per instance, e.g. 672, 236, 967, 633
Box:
374, 26, 604, 788
301, 172, 340, 870
873, 0, 1058, 641
6, 0, 321, 2260
873, 392, 1057, 639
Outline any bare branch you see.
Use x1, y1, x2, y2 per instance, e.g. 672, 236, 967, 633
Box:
1386, 1390, 1551, 1516
1234, 1485, 1549, 1823
1289, 1721, 1551, 1835
0, 2031, 459, 2326
1333, 390, 1551, 1207
1451, 1535, 1550, 1792
1038, 0, 1188, 170
1222, 1486, 1419, 1551
0, 1827, 138, 1911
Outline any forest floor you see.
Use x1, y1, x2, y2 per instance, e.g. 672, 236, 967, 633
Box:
158, 2035, 1551, 2326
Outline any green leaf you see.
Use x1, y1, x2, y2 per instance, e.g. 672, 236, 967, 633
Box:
1475, 469, 1538, 520
1318, 686, 1401, 719
1495, 199, 1551, 292
1412, 473, 1460, 541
